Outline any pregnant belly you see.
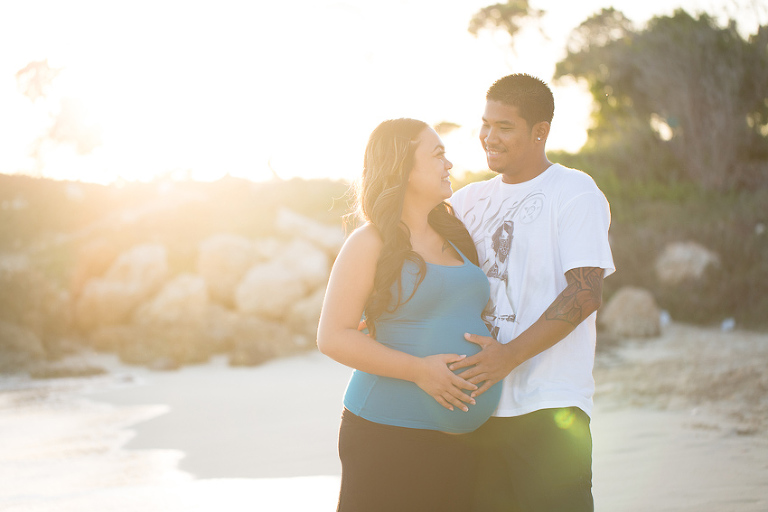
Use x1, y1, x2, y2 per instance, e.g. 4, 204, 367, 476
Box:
376, 317, 490, 358
343, 316, 500, 433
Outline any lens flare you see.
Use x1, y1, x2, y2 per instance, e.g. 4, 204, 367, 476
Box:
554, 408, 576, 430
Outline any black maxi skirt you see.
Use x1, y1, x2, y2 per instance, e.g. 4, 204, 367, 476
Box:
336, 408, 478, 512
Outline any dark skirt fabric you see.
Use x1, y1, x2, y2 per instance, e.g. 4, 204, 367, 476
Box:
336, 408, 478, 512
467, 407, 594, 512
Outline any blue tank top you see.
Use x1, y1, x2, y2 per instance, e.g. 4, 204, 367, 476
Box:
343, 243, 502, 433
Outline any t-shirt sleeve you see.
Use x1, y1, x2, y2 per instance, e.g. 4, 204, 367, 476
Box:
558, 190, 615, 278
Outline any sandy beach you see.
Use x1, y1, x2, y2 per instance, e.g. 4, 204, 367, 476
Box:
1, 322, 767, 511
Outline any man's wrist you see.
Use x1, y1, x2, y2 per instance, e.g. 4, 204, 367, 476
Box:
500, 337, 524, 372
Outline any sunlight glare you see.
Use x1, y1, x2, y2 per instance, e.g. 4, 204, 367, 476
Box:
2, 0, 746, 185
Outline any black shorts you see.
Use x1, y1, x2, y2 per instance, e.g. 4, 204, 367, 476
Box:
467, 407, 594, 512
336, 408, 477, 512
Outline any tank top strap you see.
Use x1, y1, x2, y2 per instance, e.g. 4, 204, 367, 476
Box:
447, 239, 469, 264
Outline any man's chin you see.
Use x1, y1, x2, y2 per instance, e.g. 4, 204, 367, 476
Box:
487, 162, 505, 174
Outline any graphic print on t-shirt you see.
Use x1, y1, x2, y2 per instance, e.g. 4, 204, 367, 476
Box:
464, 190, 545, 340
487, 220, 513, 284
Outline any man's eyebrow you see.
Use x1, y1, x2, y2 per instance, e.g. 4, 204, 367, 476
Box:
433, 143, 445, 152
482, 117, 515, 126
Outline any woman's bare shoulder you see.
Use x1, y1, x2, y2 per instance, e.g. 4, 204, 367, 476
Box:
331, 223, 383, 277
344, 222, 383, 252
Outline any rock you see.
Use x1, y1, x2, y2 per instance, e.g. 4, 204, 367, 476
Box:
287, 287, 326, 336
89, 322, 212, 368
75, 244, 168, 330
235, 261, 309, 320
655, 241, 720, 285
75, 281, 138, 330
103, 244, 168, 284
116, 331, 164, 366
0, 265, 73, 345
42, 336, 84, 361
125, 274, 214, 364
29, 361, 107, 379
133, 274, 209, 327
278, 239, 331, 291
70, 239, 120, 300
88, 325, 133, 352
598, 286, 661, 338
0, 320, 47, 372
197, 234, 261, 307
0, 252, 29, 272
146, 357, 181, 371
89, 291, 307, 369
118, 324, 211, 367
228, 317, 301, 366
33, 287, 73, 345
276, 208, 345, 255
253, 237, 283, 261
203, 303, 241, 354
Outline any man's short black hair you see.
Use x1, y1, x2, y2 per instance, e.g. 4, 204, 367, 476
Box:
486, 74, 555, 128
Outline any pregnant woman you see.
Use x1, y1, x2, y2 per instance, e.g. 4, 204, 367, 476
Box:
317, 118, 501, 512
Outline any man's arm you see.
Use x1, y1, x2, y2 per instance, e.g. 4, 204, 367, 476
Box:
449, 267, 604, 397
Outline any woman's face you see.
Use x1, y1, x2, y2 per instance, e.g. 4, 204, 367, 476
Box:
404, 127, 453, 206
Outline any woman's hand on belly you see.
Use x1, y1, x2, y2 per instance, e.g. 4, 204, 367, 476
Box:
413, 354, 478, 412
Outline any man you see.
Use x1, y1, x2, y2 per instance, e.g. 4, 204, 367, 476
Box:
449, 73, 615, 511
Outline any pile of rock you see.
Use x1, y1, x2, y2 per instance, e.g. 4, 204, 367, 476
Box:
0, 261, 74, 373
598, 239, 721, 341
75, 208, 344, 369
0, 208, 344, 374
2, 219, 725, 373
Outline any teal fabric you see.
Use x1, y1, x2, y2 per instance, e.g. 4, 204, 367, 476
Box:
343, 244, 502, 433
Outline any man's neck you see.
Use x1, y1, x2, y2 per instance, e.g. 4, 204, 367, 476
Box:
500, 158, 553, 185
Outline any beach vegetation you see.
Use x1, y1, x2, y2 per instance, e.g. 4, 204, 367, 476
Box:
465, 3, 768, 327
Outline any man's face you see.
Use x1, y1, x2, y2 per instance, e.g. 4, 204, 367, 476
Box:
479, 100, 539, 183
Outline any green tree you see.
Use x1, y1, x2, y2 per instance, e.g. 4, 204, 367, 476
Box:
468, 0, 544, 41
554, 9, 768, 191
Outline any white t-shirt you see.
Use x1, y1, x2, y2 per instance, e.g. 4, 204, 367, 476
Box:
450, 164, 615, 418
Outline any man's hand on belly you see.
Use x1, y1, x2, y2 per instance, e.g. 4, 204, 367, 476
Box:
448, 334, 519, 398
450, 267, 606, 397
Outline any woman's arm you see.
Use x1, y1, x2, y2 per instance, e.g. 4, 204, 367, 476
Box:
317, 224, 477, 411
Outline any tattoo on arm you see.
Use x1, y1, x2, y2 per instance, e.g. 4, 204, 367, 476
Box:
544, 267, 604, 327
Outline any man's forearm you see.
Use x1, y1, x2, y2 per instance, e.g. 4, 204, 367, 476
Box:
451, 267, 605, 394
503, 267, 604, 365
500, 313, 578, 368
545, 267, 604, 326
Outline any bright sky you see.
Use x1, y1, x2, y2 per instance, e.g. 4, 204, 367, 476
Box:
0, 0, 760, 184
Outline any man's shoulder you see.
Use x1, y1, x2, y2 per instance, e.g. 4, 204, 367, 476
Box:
549, 163, 595, 183
548, 164, 604, 196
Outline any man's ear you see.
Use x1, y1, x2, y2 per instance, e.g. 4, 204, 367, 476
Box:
533, 122, 551, 142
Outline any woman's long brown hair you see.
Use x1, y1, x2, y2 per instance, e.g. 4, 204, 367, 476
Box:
353, 118, 478, 337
